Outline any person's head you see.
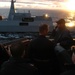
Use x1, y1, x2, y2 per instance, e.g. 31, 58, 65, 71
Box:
10, 42, 25, 58
39, 24, 49, 36
56, 19, 66, 29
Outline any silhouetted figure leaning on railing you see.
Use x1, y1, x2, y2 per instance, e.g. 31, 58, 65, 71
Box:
50, 19, 73, 73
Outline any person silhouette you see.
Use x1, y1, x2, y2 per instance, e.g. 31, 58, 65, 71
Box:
28, 24, 60, 75
0, 42, 39, 75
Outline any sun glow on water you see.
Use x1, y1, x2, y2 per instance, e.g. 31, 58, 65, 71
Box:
66, 21, 75, 27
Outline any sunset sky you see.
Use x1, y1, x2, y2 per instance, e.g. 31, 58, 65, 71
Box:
0, 0, 75, 10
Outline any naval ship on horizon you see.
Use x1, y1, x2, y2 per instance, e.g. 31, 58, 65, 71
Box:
0, 0, 53, 33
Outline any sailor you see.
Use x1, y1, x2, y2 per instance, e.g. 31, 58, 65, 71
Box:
28, 24, 60, 75
50, 19, 73, 72
50, 18, 73, 51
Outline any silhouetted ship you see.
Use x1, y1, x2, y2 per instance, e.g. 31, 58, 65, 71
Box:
0, 0, 53, 33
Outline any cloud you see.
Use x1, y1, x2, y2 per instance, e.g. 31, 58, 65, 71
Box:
0, 0, 67, 9
0, 0, 67, 2
0, 0, 9, 2
17, 0, 68, 2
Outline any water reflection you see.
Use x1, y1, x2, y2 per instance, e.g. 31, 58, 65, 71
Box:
66, 21, 75, 27
67, 11, 75, 19
65, 11, 75, 30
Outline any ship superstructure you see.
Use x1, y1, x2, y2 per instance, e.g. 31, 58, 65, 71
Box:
0, 0, 53, 33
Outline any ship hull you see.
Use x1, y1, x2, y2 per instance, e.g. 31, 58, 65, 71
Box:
0, 20, 53, 32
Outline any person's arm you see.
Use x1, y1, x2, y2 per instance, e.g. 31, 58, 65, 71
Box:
50, 26, 58, 38
60, 31, 73, 48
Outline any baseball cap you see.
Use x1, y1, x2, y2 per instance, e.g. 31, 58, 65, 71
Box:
56, 19, 65, 24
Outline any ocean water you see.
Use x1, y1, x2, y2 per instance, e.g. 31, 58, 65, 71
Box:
0, 8, 72, 21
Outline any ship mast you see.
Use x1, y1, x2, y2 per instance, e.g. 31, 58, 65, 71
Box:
8, 0, 16, 20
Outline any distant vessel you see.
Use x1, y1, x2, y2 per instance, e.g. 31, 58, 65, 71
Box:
0, 0, 53, 33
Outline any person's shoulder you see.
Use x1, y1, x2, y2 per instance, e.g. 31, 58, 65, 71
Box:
63, 28, 71, 35
47, 39, 55, 47
30, 38, 37, 43
0, 59, 10, 69
64, 28, 70, 33
22, 62, 38, 71
26, 63, 39, 75
29, 63, 37, 69
30, 36, 42, 43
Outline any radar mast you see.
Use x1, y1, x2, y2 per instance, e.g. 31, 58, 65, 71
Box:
8, 0, 16, 20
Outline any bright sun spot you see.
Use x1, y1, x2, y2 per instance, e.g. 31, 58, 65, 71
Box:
65, 0, 75, 10
66, 21, 75, 27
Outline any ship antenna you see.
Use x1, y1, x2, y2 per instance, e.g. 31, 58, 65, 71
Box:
8, 0, 16, 20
